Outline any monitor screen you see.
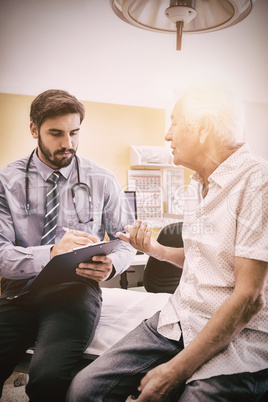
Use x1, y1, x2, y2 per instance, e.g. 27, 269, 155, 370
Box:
124, 191, 137, 220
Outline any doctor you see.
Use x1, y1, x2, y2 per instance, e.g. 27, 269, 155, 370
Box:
0, 89, 136, 401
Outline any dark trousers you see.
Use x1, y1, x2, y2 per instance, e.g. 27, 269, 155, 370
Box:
0, 280, 102, 402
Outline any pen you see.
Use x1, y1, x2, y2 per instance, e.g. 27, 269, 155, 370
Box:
62, 227, 90, 235
63, 226, 127, 240
62, 228, 101, 243
114, 230, 129, 240
62, 227, 90, 234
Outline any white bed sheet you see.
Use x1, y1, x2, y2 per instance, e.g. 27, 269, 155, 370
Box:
85, 288, 170, 357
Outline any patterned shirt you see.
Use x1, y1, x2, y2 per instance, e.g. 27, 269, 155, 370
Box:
158, 144, 268, 382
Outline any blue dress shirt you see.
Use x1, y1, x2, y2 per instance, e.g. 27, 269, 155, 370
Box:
0, 150, 136, 280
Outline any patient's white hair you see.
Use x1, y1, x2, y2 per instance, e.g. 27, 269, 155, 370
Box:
177, 79, 245, 145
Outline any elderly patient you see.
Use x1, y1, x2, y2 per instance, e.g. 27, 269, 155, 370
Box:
67, 80, 268, 402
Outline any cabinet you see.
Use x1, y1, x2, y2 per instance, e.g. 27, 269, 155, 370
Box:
130, 145, 174, 168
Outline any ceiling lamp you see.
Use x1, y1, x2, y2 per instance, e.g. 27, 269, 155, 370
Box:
110, 0, 254, 50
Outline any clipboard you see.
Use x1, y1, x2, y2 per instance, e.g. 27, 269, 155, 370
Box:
15, 239, 122, 297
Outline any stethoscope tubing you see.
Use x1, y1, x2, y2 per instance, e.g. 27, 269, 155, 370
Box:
25, 150, 92, 223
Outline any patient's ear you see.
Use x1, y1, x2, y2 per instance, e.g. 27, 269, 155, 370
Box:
199, 117, 210, 144
30, 122, 38, 139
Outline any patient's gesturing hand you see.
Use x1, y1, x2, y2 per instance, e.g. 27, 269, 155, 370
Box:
116, 220, 163, 260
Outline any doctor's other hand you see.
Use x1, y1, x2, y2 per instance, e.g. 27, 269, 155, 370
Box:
76, 255, 114, 282
116, 219, 162, 259
50, 229, 99, 259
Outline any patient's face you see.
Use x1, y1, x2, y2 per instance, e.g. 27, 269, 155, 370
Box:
165, 103, 199, 168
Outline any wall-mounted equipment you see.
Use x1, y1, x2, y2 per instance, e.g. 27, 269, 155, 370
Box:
130, 145, 173, 167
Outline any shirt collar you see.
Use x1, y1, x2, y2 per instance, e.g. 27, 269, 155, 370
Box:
192, 143, 251, 188
32, 148, 75, 181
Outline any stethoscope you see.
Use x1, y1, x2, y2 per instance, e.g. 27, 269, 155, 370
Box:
25, 149, 94, 223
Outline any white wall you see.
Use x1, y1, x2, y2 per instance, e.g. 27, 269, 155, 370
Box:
244, 101, 268, 160
0, 0, 267, 158
0, 0, 267, 107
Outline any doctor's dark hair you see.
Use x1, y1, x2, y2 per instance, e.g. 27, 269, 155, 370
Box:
30, 89, 85, 130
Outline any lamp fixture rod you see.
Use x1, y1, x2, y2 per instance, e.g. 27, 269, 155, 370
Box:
176, 20, 184, 50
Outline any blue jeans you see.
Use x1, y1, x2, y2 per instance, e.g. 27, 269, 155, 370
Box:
0, 280, 102, 402
67, 312, 268, 402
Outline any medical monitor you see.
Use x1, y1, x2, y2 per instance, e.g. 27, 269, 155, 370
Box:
124, 191, 137, 220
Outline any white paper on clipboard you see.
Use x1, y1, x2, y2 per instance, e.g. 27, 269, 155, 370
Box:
19, 239, 121, 293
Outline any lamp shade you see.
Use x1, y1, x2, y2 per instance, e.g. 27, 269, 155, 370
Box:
110, 0, 254, 50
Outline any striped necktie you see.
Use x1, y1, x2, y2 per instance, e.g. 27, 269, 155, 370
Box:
41, 171, 60, 245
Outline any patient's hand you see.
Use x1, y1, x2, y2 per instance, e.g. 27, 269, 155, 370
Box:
116, 219, 163, 259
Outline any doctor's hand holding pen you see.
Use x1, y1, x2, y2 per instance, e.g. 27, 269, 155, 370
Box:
50, 228, 114, 282
116, 219, 164, 261
50, 228, 99, 259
